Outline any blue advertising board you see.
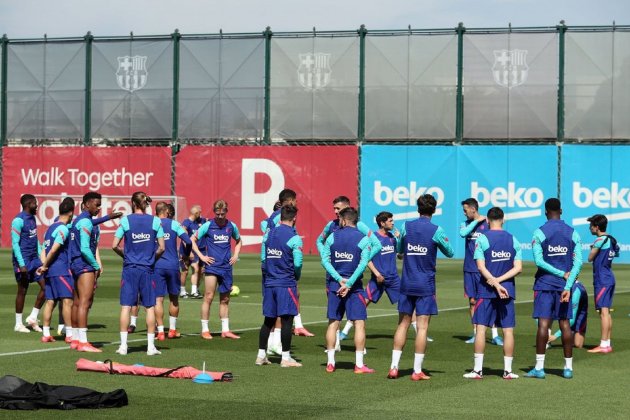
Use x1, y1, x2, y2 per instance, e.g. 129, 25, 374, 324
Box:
561, 145, 630, 263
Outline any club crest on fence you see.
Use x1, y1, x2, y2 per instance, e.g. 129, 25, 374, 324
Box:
297, 53, 332, 91
116, 55, 148, 92
492, 49, 528, 88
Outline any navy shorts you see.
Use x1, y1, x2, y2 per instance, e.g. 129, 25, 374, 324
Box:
363, 275, 400, 304
71, 260, 97, 279
45, 275, 74, 300
204, 268, 233, 294
120, 266, 156, 307
398, 294, 438, 316
327, 290, 368, 321
594, 284, 615, 310
155, 268, 180, 297
263, 286, 299, 318
464, 271, 480, 300
574, 303, 588, 334
472, 297, 515, 328
532, 290, 571, 320
14, 259, 43, 283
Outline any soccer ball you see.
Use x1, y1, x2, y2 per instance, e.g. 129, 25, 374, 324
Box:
230, 285, 240, 297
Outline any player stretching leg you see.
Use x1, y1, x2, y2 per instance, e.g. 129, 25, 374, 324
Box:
388, 194, 454, 381
463, 207, 522, 380
256, 205, 303, 367
192, 200, 242, 340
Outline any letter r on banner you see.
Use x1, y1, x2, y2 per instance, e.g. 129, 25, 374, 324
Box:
241, 159, 285, 229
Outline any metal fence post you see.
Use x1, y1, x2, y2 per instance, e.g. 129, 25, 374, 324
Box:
1, 34, 8, 146
357, 24, 367, 142
263, 27, 272, 144
170, 29, 181, 197
557, 20, 566, 142
84, 31, 93, 145
456, 22, 465, 143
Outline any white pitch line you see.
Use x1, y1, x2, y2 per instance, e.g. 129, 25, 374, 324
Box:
3, 291, 629, 358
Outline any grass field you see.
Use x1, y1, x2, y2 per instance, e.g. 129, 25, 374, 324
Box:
1, 249, 629, 419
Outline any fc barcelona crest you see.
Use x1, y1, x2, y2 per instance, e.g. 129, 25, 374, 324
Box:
116, 55, 148, 92
492, 49, 528, 89
297, 53, 332, 91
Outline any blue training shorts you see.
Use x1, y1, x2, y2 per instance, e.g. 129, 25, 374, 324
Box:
120, 266, 156, 307
532, 290, 571, 320
263, 286, 300, 318
398, 294, 438, 316
472, 297, 515, 328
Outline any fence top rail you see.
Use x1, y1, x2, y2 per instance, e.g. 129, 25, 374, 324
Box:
3, 23, 628, 44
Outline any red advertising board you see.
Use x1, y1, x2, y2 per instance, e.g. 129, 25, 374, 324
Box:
1, 147, 173, 247
175, 146, 359, 254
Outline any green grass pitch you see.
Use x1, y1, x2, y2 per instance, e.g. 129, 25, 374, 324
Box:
1, 249, 629, 419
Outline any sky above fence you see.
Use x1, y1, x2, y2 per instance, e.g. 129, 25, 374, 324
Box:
1, 0, 628, 38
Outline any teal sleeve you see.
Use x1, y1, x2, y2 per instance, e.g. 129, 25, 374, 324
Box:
261, 230, 268, 262
11, 217, 25, 266
459, 220, 479, 238
154, 217, 164, 239
316, 221, 334, 255
38, 241, 43, 255
195, 221, 210, 240
532, 229, 565, 278
52, 225, 70, 245
78, 219, 99, 270
356, 222, 382, 260
513, 237, 522, 260
592, 236, 606, 249
172, 220, 186, 237
321, 235, 342, 282
260, 219, 268, 234
231, 222, 240, 240
396, 223, 407, 253
346, 237, 370, 288
114, 216, 129, 239
433, 226, 454, 258
565, 231, 583, 290
473, 234, 489, 260
288, 235, 303, 281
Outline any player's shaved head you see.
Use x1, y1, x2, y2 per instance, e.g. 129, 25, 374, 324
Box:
20, 194, 36, 208
59, 197, 75, 215
155, 201, 169, 216
339, 207, 358, 225
332, 196, 351, 206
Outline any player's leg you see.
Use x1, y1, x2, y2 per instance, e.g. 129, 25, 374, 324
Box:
267, 317, 283, 356
25, 276, 46, 332
190, 262, 201, 298
57, 299, 65, 335
155, 296, 165, 340
179, 262, 189, 298
118, 305, 131, 355
280, 314, 301, 367
145, 306, 159, 355
200, 274, 218, 339
325, 319, 340, 371
41, 299, 56, 342
140, 268, 159, 355
559, 318, 573, 378
167, 292, 180, 338
389, 309, 412, 379
70, 287, 79, 347
128, 304, 139, 333
14, 274, 30, 332
218, 271, 239, 339
60, 297, 73, 343
412, 314, 431, 380
574, 332, 585, 348
75, 272, 99, 351
256, 316, 276, 365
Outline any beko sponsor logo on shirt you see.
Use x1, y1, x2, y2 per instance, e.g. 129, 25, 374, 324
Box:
21, 167, 154, 190
572, 182, 630, 225
547, 244, 568, 256
334, 251, 353, 262
163, 232, 171, 241
471, 182, 543, 220
29, 228, 37, 238
381, 244, 395, 255
131, 232, 151, 243
491, 250, 511, 262
214, 234, 230, 243
267, 248, 283, 258
374, 181, 444, 220
407, 243, 429, 256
